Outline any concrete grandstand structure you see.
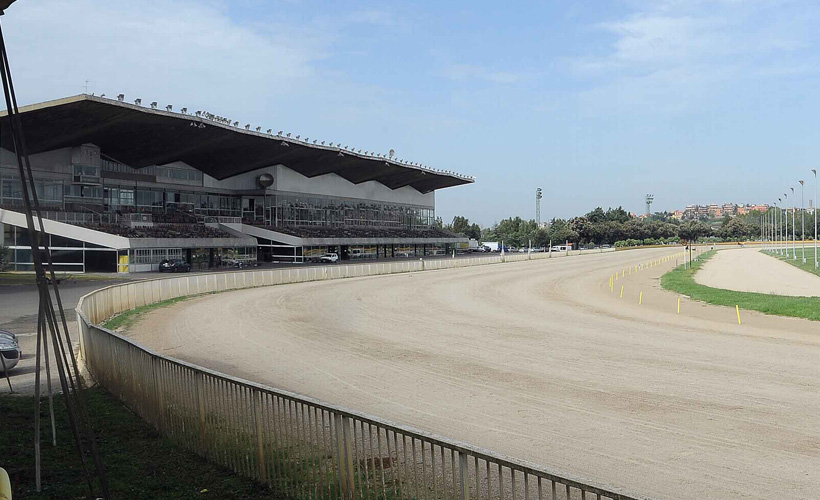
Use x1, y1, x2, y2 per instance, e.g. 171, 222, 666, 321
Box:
0, 94, 472, 272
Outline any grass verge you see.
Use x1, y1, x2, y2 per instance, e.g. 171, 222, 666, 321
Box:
660, 249, 820, 321
0, 387, 287, 499
763, 247, 820, 278
102, 295, 195, 331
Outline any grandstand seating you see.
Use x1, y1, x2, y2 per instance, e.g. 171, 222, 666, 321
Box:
254, 224, 459, 239
77, 223, 235, 239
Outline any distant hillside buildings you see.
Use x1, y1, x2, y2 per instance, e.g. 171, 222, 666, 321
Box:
673, 203, 770, 220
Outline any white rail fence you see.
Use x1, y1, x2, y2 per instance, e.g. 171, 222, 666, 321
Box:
76, 248, 649, 500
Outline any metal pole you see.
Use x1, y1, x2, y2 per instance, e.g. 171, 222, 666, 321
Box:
814, 169, 818, 268
801, 180, 806, 263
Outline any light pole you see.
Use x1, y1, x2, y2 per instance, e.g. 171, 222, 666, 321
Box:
791, 187, 796, 260
800, 180, 806, 263
776, 199, 780, 254
814, 169, 818, 268
783, 193, 788, 256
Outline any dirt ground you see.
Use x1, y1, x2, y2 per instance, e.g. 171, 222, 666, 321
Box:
695, 247, 820, 296
126, 247, 820, 500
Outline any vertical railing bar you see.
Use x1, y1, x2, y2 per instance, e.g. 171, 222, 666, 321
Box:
342, 416, 356, 500
321, 408, 331, 500
387, 429, 397, 498
551, 480, 556, 500
474, 456, 479, 500
237, 383, 248, 477
402, 434, 412, 500
300, 402, 310, 500
458, 452, 468, 500
582, 489, 587, 500
279, 396, 290, 493
451, 449, 457, 500
512, 468, 517, 500
237, 384, 247, 478
411, 437, 419, 500
361, 420, 371, 500
264, 392, 275, 488
537, 476, 542, 500
309, 404, 318, 500
353, 417, 362, 500
287, 398, 297, 494
421, 439, 429, 500
229, 380, 239, 475
377, 426, 388, 500
565, 484, 570, 500
369, 422, 378, 500
485, 460, 491, 500
498, 464, 503, 500
295, 401, 305, 499
440, 444, 446, 500
525, 472, 529, 500
271, 395, 283, 491
431, 442, 438, 500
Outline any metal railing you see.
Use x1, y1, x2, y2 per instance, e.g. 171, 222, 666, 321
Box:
76, 250, 647, 500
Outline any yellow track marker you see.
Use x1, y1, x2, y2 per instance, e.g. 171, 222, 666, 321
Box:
736, 305, 742, 325
677, 297, 680, 314
639, 291, 643, 305
620, 285, 624, 298
622, 269, 625, 277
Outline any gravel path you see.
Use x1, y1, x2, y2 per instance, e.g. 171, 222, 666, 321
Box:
695, 248, 820, 296
126, 248, 820, 500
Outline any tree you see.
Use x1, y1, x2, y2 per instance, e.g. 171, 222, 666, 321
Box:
547, 218, 578, 244
448, 216, 482, 240
678, 220, 711, 243
0, 244, 9, 271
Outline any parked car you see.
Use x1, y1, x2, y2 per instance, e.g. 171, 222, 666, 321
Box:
0, 329, 21, 372
319, 252, 339, 263
159, 259, 192, 273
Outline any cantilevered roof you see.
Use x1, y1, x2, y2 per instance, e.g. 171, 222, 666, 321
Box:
0, 94, 474, 193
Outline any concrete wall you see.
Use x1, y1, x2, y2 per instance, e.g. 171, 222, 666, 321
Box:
205, 164, 434, 208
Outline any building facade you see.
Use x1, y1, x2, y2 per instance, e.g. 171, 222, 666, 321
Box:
0, 95, 472, 272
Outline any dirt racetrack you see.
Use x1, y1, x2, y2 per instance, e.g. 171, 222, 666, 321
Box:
127, 248, 820, 500
695, 247, 820, 296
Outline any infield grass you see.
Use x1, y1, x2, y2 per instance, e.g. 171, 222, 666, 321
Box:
661, 249, 820, 321
763, 246, 820, 278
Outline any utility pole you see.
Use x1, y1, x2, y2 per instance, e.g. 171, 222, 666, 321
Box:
535, 187, 543, 226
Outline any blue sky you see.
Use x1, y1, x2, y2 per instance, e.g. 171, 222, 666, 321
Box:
4, 0, 820, 226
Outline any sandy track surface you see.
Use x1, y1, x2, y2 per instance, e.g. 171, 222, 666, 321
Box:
127, 249, 820, 500
695, 248, 820, 296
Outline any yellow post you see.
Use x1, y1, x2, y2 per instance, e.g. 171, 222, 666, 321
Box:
736, 305, 742, 325
622, 269, 625, 277
620, 285, 624, 298
639, 291, 643, 305
677, 297, 680, 314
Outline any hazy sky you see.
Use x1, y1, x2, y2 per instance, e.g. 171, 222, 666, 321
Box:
3, 0, 820, 226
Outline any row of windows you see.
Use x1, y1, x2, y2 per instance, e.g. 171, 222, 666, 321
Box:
2, 175, 434, 229
102, 159, 203, 183
132, 248, 184, 264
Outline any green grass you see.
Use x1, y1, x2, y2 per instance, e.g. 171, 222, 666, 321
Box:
0, 387, 288, 499
660, 249, 820, 321
102, 295, 194, 331
764, 246, 820, 278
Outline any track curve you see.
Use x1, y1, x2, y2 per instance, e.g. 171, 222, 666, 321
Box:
127, 248, 820, 500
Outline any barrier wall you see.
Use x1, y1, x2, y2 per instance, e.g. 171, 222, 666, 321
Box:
76, 249, 647, 500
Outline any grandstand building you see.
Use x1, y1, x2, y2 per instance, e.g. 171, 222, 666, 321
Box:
0, 95, 472, 272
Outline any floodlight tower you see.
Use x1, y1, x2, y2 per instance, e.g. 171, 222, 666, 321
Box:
536, 187, 543, 226
645, 194, 654, 216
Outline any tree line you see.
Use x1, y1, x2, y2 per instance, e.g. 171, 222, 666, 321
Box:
441, 206, 800, 248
